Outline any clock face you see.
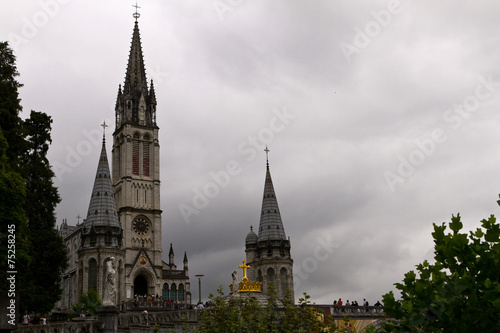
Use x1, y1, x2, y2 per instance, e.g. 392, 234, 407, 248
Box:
132, 217, 150, 236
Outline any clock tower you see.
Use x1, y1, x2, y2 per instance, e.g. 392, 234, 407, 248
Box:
112, 13, 162, 298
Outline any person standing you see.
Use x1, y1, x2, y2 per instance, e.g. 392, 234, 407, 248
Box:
22, 311, 30, 325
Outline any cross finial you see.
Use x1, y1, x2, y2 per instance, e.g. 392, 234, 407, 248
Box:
76, 214, 81, 224
264, 146, 270, 167
238, 260, 251, 282
133, 2, 141, 21
101, 121, 108, 143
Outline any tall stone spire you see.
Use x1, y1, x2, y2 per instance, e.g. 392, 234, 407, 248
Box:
83, 131, 120, 228
115, 15, 157, 129
123, 20, 148, 96
257, 148, 286, 241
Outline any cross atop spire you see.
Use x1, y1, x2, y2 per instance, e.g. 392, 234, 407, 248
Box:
264, 146, 270, 167
133, 2, 141, 22
101, 121, 108, 143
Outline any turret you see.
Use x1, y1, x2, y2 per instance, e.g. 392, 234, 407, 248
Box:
183, 252, 188, 275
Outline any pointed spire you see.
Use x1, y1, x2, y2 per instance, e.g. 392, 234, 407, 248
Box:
257, 148, 286, 241
83, 132, 120, 228
116, 15, 157, 129
149, 79, 156, 105
115, 84, 122, 109
123, 20, 148, 96
169, 243, 174, 265
183, 251, 188, 263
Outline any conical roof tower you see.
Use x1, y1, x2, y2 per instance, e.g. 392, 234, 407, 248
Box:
245, 147, 294, 302
81, 128, 122, 249
257, 155, 286, 241
84, 133, 120, 228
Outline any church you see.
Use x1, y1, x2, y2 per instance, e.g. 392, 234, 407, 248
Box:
56, 11, 294, 309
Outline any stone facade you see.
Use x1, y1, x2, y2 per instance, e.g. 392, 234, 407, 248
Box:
56, 17, 190, 311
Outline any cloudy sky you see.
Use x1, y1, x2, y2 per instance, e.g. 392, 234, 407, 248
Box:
3, 0, 500, 305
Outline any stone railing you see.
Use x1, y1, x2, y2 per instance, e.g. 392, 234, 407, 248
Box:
15, 319, 104, 333
313, 305, 385, 319
119, 300, 192, 312
117, 309, 199, 329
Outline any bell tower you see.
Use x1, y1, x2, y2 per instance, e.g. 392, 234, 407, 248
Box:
245, 148, 294, 302
112, 10, 162, 299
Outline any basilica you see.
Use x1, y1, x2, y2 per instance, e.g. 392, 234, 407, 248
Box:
55, 12, 294, 310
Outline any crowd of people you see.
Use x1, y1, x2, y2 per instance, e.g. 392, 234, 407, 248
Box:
333, 298, 382, 307
21, 311, 47, 325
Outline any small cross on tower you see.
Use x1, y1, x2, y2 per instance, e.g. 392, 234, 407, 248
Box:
264, 146, 270, 166
101, 121, 108, 143
76, 214, 81, 224
133, 2, 141, 21
238, 260, 251, 282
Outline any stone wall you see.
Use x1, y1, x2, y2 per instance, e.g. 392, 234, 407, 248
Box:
16, 319, 104, 333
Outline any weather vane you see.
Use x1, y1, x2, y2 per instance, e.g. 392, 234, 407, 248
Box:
133, 2, 141, 21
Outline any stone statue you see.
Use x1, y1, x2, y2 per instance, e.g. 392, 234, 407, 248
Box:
103, 257, 116, 305
232, 269, 238, 290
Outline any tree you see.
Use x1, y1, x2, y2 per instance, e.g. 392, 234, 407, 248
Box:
383, 198, 500, 332
197, 286, 332, 333
72, 289, 102, 316
0, 42, 67, 314
0, 130, 30, 294
19, 111, 68, 314
0, 41, 25, 168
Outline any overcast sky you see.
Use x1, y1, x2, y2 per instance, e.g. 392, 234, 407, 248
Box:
3, 0, 500, 305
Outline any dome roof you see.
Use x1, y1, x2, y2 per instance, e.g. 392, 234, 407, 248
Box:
245, 226, 258, 245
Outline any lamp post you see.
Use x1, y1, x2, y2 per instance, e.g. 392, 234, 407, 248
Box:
195, 274, 204, 304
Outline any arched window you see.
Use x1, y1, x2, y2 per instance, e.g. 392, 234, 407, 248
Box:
171, 283, 177, 301
267, 267, 275, 288
143, 135, 150, 177
132, 133, 140, 175
88, 258, 97, 291
280, 267, 288, 295
178, 283, 185, 301
258, 269, 263, 283
162, 283, 169, 300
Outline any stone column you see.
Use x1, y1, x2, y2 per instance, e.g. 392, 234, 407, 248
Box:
97, 305, 118, 333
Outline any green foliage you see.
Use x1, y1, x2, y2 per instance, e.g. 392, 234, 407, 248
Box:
0, 130, 30, 293
0, 41, 25, 168
0, 42, 67, 314
197, 286, 330, 333
383, 203, 500, 332
20, 111, 67, 313
72, 289, 102, 316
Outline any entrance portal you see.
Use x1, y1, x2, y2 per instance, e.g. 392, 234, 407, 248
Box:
134, 275, 148, 296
